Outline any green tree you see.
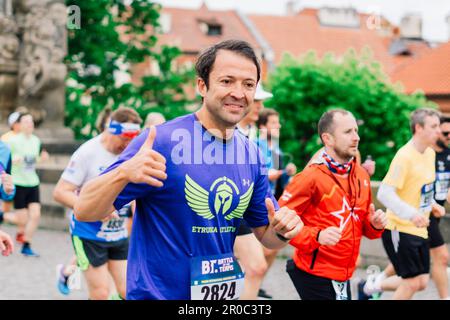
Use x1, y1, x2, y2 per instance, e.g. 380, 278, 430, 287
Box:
266, 48, 435, 180
65, 0, 195, 139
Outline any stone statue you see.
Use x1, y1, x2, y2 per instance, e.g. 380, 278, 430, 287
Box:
17, 0, 67, 125
0, 0, 67, 128
0, 13, 19, 62
0, 1, 19, 120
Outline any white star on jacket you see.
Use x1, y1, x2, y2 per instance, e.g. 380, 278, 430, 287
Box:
330, 197, 360, 231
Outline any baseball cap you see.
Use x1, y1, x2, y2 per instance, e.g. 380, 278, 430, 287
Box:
254, 83, 273, 101
8, 112, 21, 128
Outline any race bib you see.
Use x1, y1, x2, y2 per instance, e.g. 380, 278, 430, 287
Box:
419, 183, 434, 214
23, 155, 36, 172
96, 204, 131, 241
435, 172, 450, 201
101, 217, 125, 232
190, 253, 244, 300
331, 280, 349, 300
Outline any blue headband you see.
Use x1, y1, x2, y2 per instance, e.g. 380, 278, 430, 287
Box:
107, 120, 140, 138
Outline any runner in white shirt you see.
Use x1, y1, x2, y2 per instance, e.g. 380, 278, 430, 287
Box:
53, 107, 141, 299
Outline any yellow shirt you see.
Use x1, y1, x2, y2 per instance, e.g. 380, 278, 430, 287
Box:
383, 140, 435, 238
1, 131, 16, 142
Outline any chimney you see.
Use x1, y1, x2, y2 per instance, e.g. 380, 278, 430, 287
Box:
399, 13, 422, 39
318, 7, 360, 28
447, 14, 450, 41
286, 0, 299, 16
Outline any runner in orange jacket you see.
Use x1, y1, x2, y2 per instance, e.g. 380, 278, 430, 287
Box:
279, 109, 387, 300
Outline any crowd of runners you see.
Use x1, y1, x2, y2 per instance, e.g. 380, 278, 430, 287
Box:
0, 39, 449, 300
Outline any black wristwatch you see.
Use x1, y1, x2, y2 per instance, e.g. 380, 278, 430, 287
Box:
276, 233, 289, 242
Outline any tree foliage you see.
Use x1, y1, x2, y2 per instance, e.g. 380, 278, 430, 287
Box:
65, 0, 196, 139
265, 49, 436, 180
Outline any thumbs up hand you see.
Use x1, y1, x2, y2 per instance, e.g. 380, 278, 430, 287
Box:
368, 203, 387, 230
266, 198, 303, 241
119, 126, 167, 187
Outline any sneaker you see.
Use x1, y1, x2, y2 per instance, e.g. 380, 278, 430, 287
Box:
370, 292, 382, 300
109, 293, 123, 300
258, 289, 273, 299
57, 264, 70, 295
21, 244, 40, 257
16, 232, 25, 244
363, 272, 383, 298
357, 280, 371, 300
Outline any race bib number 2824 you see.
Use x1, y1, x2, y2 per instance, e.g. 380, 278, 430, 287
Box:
190, 253, 244, 300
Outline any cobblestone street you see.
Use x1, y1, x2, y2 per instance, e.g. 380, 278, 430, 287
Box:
0, 224, 445, 300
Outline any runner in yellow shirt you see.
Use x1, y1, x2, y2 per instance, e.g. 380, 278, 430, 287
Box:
362, 108, 443, 300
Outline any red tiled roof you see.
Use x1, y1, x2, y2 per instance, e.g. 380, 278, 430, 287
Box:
158, 6, 260, 54
390, 41, 450, 95
248, 9, 430, 75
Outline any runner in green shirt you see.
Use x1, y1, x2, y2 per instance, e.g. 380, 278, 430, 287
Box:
5, 113, 48, 257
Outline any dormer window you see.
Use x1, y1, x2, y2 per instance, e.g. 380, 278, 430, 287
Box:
198, 19, 222, 36
207, 24, 222, 36
389, 39, 412, 56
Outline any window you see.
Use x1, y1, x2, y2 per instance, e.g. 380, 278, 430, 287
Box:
207, 24, 222, 36
198, 19, 223, 36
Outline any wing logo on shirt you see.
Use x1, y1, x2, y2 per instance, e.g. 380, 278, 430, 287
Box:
185, 174, 254, 221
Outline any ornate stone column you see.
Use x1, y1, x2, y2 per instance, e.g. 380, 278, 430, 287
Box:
0, 0, 19, 121
16, 0, 67, 129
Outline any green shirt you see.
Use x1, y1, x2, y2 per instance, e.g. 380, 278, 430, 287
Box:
7, 133, 41, 187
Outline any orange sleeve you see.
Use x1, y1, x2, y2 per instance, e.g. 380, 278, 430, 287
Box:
288, 225, 321, 253
278, 169, 321, 253
362, 219, 384, 239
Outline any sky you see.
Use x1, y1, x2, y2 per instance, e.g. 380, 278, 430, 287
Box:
155, 0, 450, 43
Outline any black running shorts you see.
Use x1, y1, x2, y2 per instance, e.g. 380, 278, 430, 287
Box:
236, 220, 253, 236
428, 215, 445, 249
286, 259, 351, 300
72, 236, 129, 270
13, 185, 40, 209
382, 229, 430, 279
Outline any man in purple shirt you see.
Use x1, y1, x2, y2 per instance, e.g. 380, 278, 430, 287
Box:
74, 40, 303, 300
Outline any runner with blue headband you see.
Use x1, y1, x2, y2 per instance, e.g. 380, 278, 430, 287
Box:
53, 107, 142, 300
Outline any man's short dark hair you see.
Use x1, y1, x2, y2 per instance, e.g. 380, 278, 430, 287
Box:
195, 39, 261, 89
318, 109, 353, 143
257, 108, 279, 128
111, 107, 142, 125
410, 108, 441, 134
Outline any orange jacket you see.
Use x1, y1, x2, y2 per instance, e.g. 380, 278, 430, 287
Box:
278, 159, 383, 281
